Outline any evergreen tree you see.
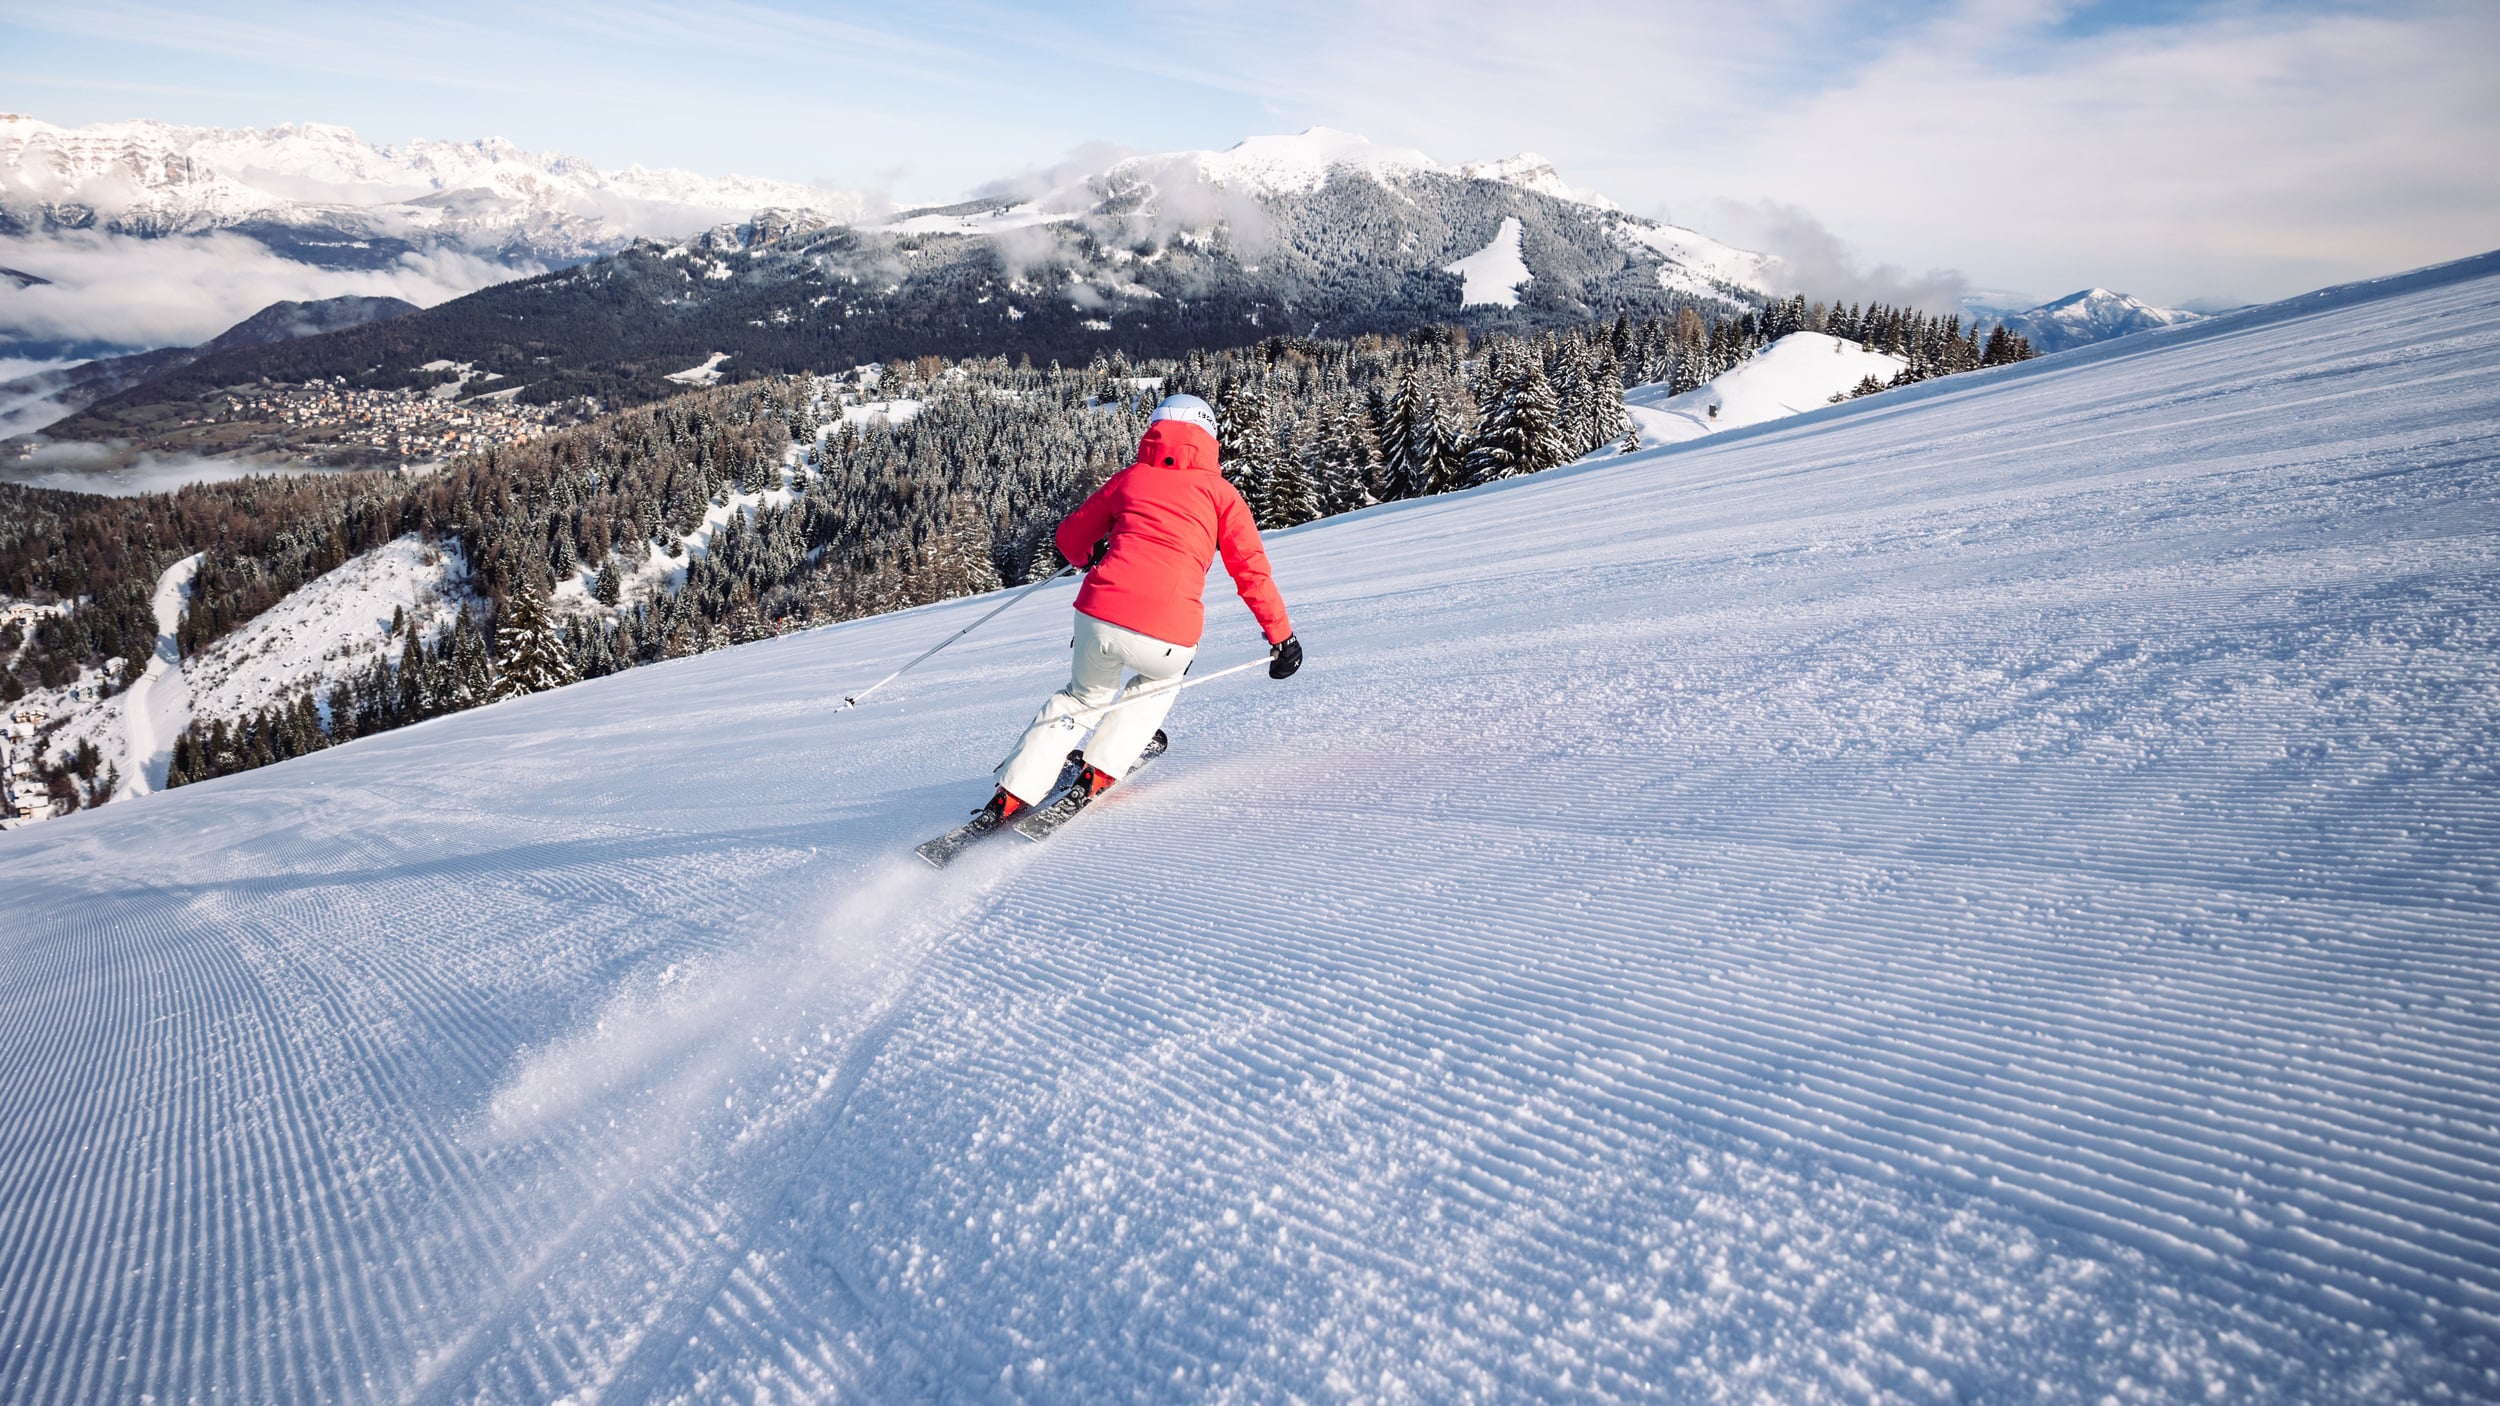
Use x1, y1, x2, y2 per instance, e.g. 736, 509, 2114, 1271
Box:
1313, 395, 1378, 517
491, 584, 578, 700
1380, 368, 1436, 502
396, 630, 429, 722
1218, 385, 1292, 525
1464, 343, 1569, 486
923, 497, 1004, 599
1261, 446, 1322, 528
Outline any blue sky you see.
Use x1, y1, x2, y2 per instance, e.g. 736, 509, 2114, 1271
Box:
4, 0, 2494, 305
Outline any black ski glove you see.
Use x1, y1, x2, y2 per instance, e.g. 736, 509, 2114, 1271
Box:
1268, 634, 1302, 679
1085, 538, 1110, 570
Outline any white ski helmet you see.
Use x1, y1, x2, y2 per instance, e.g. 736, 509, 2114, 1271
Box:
1148, 393, 1220, 444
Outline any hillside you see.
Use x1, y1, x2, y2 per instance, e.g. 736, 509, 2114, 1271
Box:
42, 130, 1773, 447
0, 292, 417, 439
1624, 330, 1905, 445
1, 252, 2495, 1400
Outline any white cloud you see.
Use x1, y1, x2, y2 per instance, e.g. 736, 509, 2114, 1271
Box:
1688, 1, 2500, 305
0, 230, 524, 354
1704, 200, 1968, 313
1124, 0, 2500, 305
0, 357, 76, 383
5, 0, 2492, 307
0, 440, 321, 496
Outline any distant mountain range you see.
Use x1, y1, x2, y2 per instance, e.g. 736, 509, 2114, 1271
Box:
6, 117, 2212, 471
1961, 287, 2205, 353
31, 128, 1789, 454
0, 113, 876, 269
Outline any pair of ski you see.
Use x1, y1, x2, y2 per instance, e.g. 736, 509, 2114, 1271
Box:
914, 730, 1166, 869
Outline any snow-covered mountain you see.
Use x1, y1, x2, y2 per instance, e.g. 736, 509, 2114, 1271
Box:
42, 128, 1783, 447
2, 251, 2495, 1399
0, 113, 878, 267
1982, 287, 2205, 353
953, 126, 1771, 306
1112, 125, 1444, 200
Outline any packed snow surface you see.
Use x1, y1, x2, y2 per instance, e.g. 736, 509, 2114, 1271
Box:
4, 254, 2500, 1401
114, 551, 200, 795
1626, 331, 1907, 446
1445, 216, 1532, 307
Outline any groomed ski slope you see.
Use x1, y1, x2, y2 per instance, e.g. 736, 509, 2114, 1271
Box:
4, 253, 2499, 1403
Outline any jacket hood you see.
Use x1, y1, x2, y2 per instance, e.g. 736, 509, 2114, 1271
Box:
1132, 419, 1219, 475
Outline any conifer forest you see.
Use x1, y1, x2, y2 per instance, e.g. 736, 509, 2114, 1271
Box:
2, 295, 2030, 795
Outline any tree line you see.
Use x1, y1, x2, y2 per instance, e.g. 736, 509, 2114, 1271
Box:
8, 296, 2029, 795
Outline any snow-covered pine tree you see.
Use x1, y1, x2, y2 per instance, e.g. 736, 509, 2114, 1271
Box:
395, 630, 428, 721
1587, 352, 1632, 455
1548, 341, 1596, 458
727, 597, 771, 645
1259, 440, 1322, 530
1464, 342, 1569, 486
1219, 385, 1293, 526
1424, 372, 1476, 496
1314, 396, 1378, 517
923, 496, 1004, 599
490, 584, 578, 700
1380, 369, 1433, 502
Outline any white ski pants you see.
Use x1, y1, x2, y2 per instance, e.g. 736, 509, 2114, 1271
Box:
998, 611, 1194, 803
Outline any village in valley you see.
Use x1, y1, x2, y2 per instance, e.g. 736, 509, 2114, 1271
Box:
211, 372, 589, 465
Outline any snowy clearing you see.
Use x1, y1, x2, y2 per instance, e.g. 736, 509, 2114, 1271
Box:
2, 254, 2498, 1402
181, 534, 477, 727
1445, 215, 1531, 307
1626, 331, 1907, 447
37, 532, 482, 788
114, 551, 201, 795
882, 202, 1077, 236
665, 351, 731, 386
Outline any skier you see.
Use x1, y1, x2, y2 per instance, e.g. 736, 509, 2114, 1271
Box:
978, 393, 1301, 826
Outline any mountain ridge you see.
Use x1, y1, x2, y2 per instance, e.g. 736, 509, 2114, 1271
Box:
0, 112, 880, 267
33, 133, 1783, 454
1979, 286, 2205, 352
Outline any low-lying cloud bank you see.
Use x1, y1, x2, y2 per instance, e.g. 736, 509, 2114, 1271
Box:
0, 439, 327, 498
0, 230, 528, 360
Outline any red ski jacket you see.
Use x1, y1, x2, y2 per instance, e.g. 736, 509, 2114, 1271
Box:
1056, 420, 1293, 649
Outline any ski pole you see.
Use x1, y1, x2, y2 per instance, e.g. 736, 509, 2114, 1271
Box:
1058, 655, 1274, 725
841, 562, 1076, 709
